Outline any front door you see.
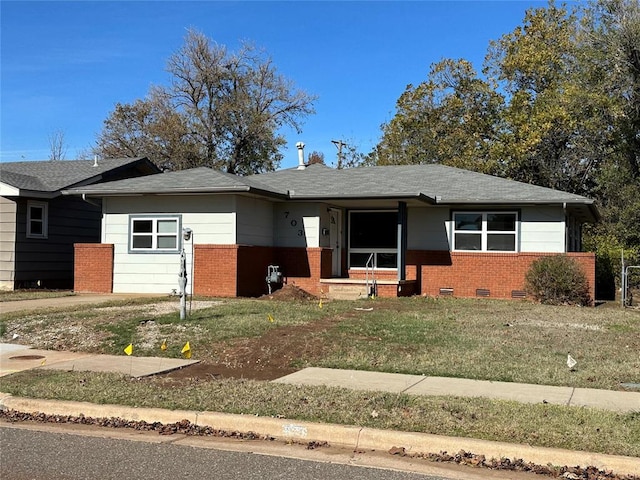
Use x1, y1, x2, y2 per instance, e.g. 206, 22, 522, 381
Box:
329, 209, 342, 276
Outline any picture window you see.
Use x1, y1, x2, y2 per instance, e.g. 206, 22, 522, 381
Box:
348, 210, 398, 268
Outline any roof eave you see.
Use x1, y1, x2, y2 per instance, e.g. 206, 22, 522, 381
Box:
1, 188, 60, 199
437, 198, 600, 223
63, 185, 287, 200
286, 193, 437, 204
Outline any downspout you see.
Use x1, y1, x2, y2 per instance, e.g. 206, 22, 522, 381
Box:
81, 193, 101, 208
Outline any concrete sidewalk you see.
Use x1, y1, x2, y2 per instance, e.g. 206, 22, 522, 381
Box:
274, 367, 640, 413
2, 342, 637, 413
0, 344, 199, 378
0, 293, 160, 314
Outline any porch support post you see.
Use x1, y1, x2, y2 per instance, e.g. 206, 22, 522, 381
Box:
397, 201, 407, 281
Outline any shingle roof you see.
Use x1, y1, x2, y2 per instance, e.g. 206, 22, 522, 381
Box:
0, 157, 153, 193
64, 163, 598, 220
254, 164, 593, 204
64, 167, 285, 198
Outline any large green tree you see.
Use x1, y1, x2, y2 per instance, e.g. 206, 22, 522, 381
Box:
373, 59, 503, 174
580, 0, 640, 274
484, 2, 609, 195
96, 30, 316, 174
584, 0, 640, 180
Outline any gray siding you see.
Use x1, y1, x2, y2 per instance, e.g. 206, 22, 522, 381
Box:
104, 195, 236, 294
14, 196, 101, 288
0, 197, 17, 290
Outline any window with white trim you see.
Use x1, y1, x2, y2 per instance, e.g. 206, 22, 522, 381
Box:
129, 216, 180, 253
27, 201, 48, 239
348, 210, 398, 268
452, 212, 518, 252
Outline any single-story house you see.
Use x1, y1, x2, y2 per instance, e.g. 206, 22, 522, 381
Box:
0, 157, 159, 290
64, 158, 599, 301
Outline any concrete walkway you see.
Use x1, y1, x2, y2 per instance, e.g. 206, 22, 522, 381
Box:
0, 293, 160, 314
0, 344, 199, 378
274, 367, 640, 413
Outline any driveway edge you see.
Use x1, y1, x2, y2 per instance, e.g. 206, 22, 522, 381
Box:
1, 393, 638, 476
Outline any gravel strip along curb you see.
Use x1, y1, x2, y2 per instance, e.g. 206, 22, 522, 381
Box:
1, 393, 638, 478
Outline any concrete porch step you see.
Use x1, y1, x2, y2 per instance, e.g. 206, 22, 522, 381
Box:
326, 283, 369, 301
320, 278, 394, 300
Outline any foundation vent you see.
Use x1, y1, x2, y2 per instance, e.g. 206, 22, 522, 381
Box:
439, 287, 454, 296
476, 288, 490, 297
511, 290, 527, 299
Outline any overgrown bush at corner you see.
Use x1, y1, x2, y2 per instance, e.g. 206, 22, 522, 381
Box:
525, 255, 591, 306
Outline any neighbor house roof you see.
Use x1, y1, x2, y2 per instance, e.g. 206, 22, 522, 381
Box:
0, 157, 159, 198
64, 163, 599, 221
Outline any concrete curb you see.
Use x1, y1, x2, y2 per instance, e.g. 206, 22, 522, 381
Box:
1, 393, 638, 476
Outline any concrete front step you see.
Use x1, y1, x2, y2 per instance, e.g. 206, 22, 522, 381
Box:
326, 284, 369, 300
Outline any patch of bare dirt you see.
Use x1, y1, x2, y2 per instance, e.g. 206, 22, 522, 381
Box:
162, 287, 346, 383
161, 314, 337, 382
258, 284, 318, 301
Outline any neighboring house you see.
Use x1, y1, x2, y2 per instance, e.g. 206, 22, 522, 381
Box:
64, 161, 599, 301
0, 157, 160, 290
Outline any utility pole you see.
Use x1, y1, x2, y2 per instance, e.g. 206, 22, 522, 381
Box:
331, 140, 347, 169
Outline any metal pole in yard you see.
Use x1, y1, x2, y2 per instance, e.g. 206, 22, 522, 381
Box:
622, 250, 625, 308
179, 248, 187, 320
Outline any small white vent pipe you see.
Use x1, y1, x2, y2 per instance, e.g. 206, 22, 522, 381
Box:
296, 142, 305, 170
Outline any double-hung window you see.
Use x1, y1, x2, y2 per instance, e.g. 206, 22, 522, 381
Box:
129, 215, 181, 253
27, 201, 48, 239
453, 212, 518, 252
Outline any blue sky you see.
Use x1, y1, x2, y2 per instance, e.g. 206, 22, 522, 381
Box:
1, 0, 554, 169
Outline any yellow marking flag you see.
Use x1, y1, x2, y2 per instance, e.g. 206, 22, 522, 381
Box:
124, 343, 133, 356
181, 341, 192, 359
160, 339, 167, 351
318, 299, 323, 309
268, 314, 274, 323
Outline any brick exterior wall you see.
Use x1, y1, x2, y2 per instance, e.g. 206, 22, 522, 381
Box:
76, 242, 596, 302
74, 243, 113, 293
412, 251, 596, 302
275, 247, 331, 296
237, 245, 276, 297
193, 245, 332, 298
194, 245, 239, 297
